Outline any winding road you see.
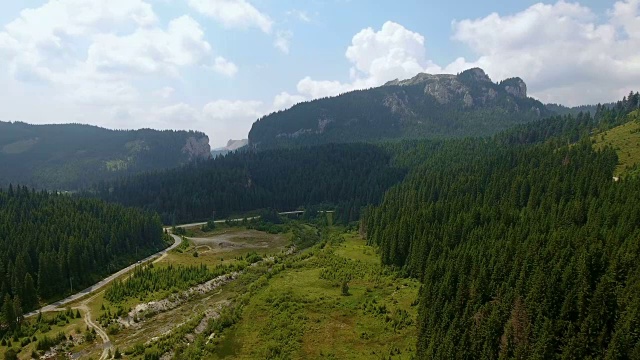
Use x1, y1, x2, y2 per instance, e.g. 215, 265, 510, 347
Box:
25, 210, 313, 318
24, 233, 183, 318
23, 210, 320, 358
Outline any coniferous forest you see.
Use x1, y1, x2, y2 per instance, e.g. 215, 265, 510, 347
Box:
0, 122, 211, 190
0, 187, 164, 321
0, 84, 638, 358
361, 94, 640, 358
4, 0, 640, 357
90, 143, 406, 224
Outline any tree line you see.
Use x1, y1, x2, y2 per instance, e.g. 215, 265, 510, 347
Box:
0, 121, 210, 190
361, 93, 640, 358
0, 185, 165, 336
89, 143, 406, 224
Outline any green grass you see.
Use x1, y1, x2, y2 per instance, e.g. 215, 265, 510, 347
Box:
162, 229, 290, 269
334, 231, 379, 264
62, 225, 418, 359
1, 138, 38, 154
106, 159, 130, 171
208, 231, 419, 359
593, 110, 640, 177
0, 312, 87, 360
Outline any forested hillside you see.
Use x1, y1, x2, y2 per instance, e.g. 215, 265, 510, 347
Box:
249, 68, 549, 149
361, 93, 640, 358
593, 109, 640, 177
90, 143, 406, 224
0, 122, 211, 190
0, 186, 165, 325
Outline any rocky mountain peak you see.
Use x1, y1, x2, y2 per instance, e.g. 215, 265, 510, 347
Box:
182, 135, 211, 160
459, 67, 492, 83
500, 77, 527, 98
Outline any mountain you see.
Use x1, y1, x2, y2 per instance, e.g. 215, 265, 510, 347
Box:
210, 139, 248, 158
593, 109, 640, 177
0, 121, 211, 190
248, 68, 551, 149
360, 93, 640, 358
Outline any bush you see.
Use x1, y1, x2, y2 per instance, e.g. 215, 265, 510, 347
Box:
4, 349, 18, 360
341, 281, 350, 296
107, 323, 120, 335
144, 347, 160, 360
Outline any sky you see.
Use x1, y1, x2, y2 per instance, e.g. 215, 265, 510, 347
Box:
0, 0, 638, 147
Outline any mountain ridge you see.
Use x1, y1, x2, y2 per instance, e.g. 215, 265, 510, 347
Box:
0, 121, 211, 190
249, 68, 550, 149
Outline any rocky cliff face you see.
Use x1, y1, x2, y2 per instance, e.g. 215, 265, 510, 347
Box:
500, 77, 527, 99
224, 139, 248, 151
385, 68, 530, 108
182, 136, 212, 160
249, 67, 549, 149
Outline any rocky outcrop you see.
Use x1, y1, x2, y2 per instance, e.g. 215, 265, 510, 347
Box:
249, 67, 550, 149
501, 77, 527, 98
182, 136, 211, 160
224, 139, 248, 151
383, 93, 415, 116
385, 68, 531, 107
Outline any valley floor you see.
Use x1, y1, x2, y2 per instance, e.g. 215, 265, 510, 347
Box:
1, 221, 418, 360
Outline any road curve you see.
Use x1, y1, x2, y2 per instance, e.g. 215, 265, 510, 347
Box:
25, 233, 183, 318
24, 210, 318, 318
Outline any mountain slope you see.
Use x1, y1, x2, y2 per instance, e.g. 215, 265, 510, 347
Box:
0, 185, 165, 312
360, 94, 640, 358
593, 109, 640, 177
0, 122, 211, 190
249, 68, 550, 149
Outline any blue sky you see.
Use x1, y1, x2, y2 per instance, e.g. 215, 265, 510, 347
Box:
0, 0, 638, 147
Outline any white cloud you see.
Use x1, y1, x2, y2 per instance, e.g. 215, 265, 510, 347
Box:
211, 56, 239, 77
346, 21, 429, 84
187, 0, 273, 33
2, 0, 640, 150
202, 99, 264, 143
274, 30, 293, 54
293, 1, 640, 106
295, 21, 443, 99
203, 99, 264, 120
0, 0, 244, 146
86, 15, 212, 76
199, 93, 308, 144
272, 92, 306, 111
153, 86, 175, 99
0, 0, 159, 82
154, 102, 202, 125
286, 10, 311, 23
609, 0, 640, 38
296, 77, 354, 99
0, 0, 239, 108
447, 0, 640, 105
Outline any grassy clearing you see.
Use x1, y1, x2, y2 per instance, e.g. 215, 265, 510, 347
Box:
161, 228, 290, 269
0, 311, 91, 360
593, 110, 640, 177
208, 230, 419, 360
69, 223, 418, 359
70, 227, 293, 358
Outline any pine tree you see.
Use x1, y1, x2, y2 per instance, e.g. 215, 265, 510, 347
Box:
22, 274, 37, 310
2, 294, 15, 330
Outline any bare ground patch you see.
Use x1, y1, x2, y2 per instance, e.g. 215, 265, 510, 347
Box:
188, 230, 287, 251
